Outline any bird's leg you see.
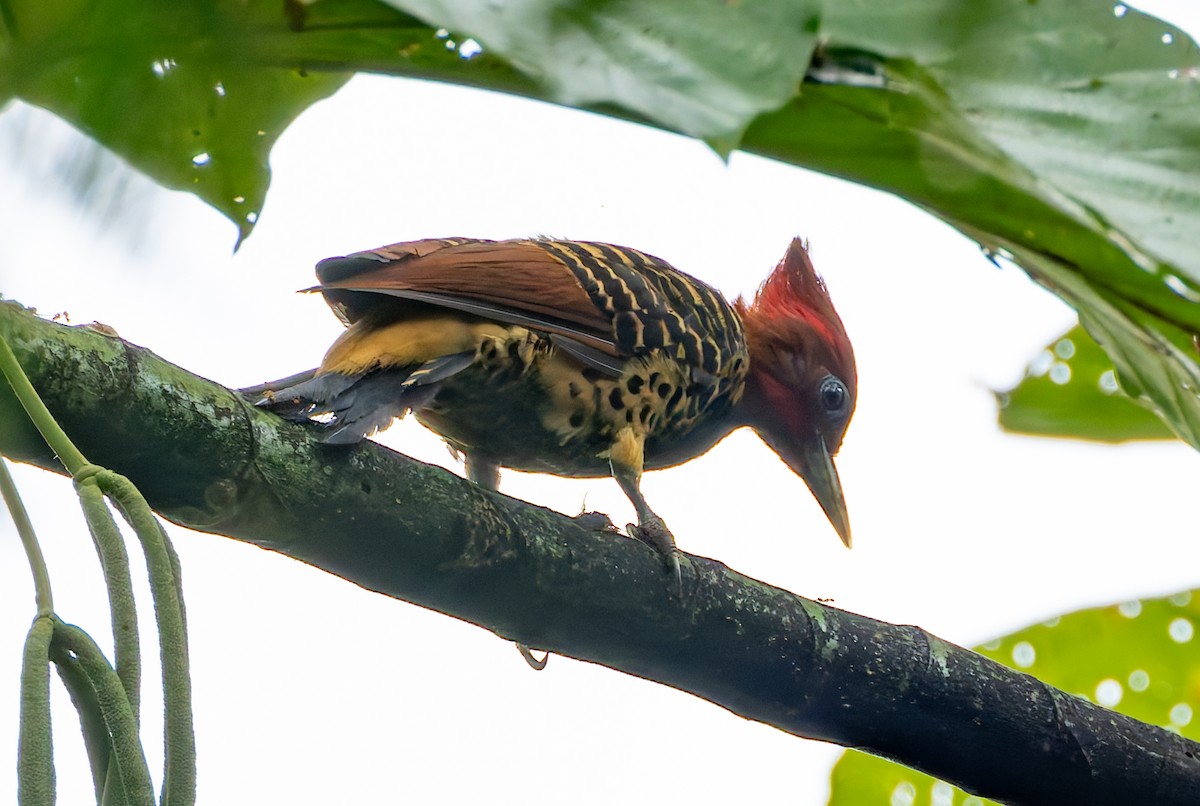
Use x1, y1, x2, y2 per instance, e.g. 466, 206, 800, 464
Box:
465, 455, 500, 491
609, 427, 683, 597
465, 454, 549, 671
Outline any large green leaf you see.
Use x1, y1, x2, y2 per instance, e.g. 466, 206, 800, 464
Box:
2, 0, 1198, 447
386, 0, 822, 150
0, 0, 358, 244
827, 589, 1200, 805
997, 323, 1176, 442
0, 0, 535, 244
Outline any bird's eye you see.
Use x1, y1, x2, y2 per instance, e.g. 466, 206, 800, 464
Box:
819, 375, 848, 415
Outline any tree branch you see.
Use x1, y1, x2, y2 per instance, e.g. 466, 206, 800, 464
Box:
2, 300, 1198, 806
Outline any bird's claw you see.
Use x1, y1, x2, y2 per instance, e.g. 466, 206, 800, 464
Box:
627, 517, 683, 599
517, 643, 549, 671
667, 552, 683, 599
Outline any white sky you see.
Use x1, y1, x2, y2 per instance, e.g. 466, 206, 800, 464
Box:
1, 2, 1198, 803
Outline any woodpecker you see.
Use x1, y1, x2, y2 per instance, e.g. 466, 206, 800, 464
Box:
254, 237, 856, 590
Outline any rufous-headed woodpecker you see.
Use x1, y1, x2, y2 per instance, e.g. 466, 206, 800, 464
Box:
254, 237, 856, 590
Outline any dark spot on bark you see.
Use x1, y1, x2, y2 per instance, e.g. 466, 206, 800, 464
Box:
204, 479, 239, 510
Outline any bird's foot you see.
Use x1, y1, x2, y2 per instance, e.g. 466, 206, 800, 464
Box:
516, 643, 548, 671
627, 515, 683, 599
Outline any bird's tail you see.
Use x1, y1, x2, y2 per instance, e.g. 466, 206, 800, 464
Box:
243, 351, 474, 444
238, 368, 321, 403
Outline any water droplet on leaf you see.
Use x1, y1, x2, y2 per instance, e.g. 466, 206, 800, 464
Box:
1095, 678, 1122, 707
1168, 617, 1193, 643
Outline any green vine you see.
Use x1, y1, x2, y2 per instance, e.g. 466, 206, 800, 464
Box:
2, 330, 196, 806
16, 614, 55, 806
0, 331, 87, 475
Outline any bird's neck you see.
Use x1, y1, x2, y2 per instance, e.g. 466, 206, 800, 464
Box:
734, 366, 784, 437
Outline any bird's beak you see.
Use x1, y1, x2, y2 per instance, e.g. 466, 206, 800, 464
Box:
780, 435, 852, 549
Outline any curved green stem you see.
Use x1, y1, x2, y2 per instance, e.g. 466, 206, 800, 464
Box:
0, 332, 87, 474
1, 330, 183, 802
102, 471, 195, 806
7, 458, 58, 805
18, 615, 56, 806
52, 643, 117, 804
78, 476, 142, 721
1, 459, 53, 615
51, 621, 155, 806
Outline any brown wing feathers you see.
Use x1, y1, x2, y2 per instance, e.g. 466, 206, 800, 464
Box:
317, 239, 619, 355
255, 237, 634, 443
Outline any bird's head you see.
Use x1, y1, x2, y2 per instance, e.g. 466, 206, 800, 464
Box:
735, 239, 857, 547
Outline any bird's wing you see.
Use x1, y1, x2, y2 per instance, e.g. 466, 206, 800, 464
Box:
538, 239, 747, 380
315, 238, 745, 380
316, 239, 631, 364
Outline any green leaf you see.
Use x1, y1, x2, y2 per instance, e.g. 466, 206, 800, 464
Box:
997, 323, 1176, 442
384, 0, 822, 150
0, 0, 544, 243
827, 589, 1200, 805
0, 0, 357, 245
